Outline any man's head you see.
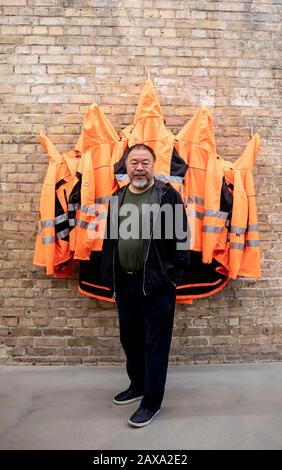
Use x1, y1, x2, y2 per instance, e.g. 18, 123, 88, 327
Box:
125, 144, 156, 189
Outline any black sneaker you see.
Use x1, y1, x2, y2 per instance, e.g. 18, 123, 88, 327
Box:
128, 406, 160, 427
113, 388, 143, 405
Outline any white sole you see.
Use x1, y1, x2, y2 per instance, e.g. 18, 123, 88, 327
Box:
113, 395, 143, 405
128, 409, 160, 427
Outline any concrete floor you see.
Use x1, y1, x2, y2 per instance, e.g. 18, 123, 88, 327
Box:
0, 362, 282, 450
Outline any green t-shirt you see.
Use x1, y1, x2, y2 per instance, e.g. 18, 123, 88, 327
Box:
117, 184, 153, 271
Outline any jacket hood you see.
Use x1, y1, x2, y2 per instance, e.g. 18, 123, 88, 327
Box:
119, 80, 175, 179
176, 107, 216, 154
133, 79, 162, 123
80, 103, 119, 152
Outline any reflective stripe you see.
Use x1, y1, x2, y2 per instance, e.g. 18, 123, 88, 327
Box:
80, 206, 107, 216
68, 203, 80, 211
80, 205, 91, 214
245, 240, 259, 247
41, 219, 55, 227
56, 228, 69, 239
187, 209, 204, 220
95, 196, 110, 204
230, 242, 244, 250
186, 195, 204, 206
247, 224, 259, 231
55, 213, 68, 225
87, 222, 97, 231
154, 174, 184, 184
75, 220, 100, 230
204, 209, 229, 218
37, 228, 42, 235
75, 219, 88, 229
69, 200, 109, 214
68, 218, 75, 227
115, 174, 129, 181
74, 212, 107, 229
42, 236, 55, 244
96, 211, 107, 221
231, 240, 259, 249
80, 205, 108, 217
230, 226, 246, 234
202, 225, 222, 234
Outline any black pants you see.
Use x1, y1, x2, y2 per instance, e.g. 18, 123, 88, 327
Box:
115, 270, 176, 413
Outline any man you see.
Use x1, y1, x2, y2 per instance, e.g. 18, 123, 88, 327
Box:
100, 143, 190, 428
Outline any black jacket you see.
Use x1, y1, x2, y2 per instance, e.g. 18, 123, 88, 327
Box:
99, 178, 191, 297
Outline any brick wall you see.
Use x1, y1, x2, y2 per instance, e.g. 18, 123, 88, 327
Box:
0, 0, 281, 365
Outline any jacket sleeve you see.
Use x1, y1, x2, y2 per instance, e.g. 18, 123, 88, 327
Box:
165, 187, 191, 284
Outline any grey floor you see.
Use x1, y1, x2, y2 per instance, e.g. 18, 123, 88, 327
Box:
0, 362, 281, 450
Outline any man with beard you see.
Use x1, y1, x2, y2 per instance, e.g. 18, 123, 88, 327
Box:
100, 144, 190, 427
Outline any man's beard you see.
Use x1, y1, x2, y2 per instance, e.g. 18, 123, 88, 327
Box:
131, 176, 150, 189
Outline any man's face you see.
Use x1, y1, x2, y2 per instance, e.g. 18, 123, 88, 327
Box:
125, 148, 155, 189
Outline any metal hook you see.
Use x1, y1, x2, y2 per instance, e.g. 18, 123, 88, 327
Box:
143, 67, 151, 81
249, 121, 254, 138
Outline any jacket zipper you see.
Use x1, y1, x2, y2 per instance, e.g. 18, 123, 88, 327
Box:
142, 187, 169, 296
112, 194, 119, 300
112, 246, 116, 300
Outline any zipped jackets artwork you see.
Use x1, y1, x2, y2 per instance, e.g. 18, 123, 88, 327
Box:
33, 80, 261, 303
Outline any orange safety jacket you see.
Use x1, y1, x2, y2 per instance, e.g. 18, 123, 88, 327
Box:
112, 80, 187, 194
173, 107, 232, 300
70, 104, 120, 261
33, 132, 81, 277
33, 105, 119, 277
174, 112, 261, 296
214, 133, 261, 279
